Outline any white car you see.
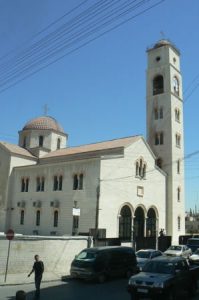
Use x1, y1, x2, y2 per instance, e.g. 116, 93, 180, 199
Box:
164, 245, 192, 258
189, 248, 199, 264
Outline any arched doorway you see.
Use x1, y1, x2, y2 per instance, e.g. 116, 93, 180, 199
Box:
146, 208, 156, 237
119, 205, 132, 241
134, 207, 145, 238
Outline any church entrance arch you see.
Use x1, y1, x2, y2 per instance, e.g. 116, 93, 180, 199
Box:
134, 207, 145, 238
119, 205, 132, 241
146, 208, 156, 237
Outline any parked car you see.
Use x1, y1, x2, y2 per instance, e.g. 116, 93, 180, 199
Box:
70, 246, 138, 283
127, 256, 199, 299
164, 244, 192, 258
189, 248, 199, 265
187, 238, 199, 252
136, 249, 163, 270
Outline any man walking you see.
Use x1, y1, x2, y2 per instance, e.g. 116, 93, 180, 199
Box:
28, 255, 44, 299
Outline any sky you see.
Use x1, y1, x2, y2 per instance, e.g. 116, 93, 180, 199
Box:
0, 0, 198, 211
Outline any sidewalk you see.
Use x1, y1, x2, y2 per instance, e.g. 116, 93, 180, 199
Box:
0, 272, 66, 286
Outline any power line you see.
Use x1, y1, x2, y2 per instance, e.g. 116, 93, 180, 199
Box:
0, 0, 166, 94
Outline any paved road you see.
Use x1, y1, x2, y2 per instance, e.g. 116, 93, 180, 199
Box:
1, 278, 199, 300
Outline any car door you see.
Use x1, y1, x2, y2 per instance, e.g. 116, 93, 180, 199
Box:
174, 260, 190, 291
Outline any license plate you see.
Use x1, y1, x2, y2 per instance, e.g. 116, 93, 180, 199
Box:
137, 288, 148, 293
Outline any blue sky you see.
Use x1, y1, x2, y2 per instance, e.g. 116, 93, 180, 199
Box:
0, 0, 198, 211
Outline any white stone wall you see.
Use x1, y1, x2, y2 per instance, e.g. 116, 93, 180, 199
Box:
9, 159, 100, 236
0, 236, 88, 278
99, 138, 166, 237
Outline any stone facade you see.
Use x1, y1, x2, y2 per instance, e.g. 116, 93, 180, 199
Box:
0, 40, 185, 243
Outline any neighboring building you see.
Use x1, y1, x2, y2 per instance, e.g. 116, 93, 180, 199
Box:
0, 40, 185, 243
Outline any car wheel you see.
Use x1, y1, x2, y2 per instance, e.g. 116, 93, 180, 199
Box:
97, 273, 106, 283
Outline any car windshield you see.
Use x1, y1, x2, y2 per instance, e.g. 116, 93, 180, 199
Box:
143, 261, 174, 274
136, 251, 151, 258
76, 251, 97, 260
168, 246, 182, 251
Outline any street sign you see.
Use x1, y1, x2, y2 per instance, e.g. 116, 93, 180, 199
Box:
6, 229, 14, 240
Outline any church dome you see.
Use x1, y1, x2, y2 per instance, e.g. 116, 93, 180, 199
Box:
23, 116, 64, 133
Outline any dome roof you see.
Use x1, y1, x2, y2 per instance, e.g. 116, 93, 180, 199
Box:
23, 116, 64, 133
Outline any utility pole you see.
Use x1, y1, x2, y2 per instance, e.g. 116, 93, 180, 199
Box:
95, 178, 100, 238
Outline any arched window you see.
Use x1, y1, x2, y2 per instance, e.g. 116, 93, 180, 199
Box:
177, 187, 181, 201
155, 132, 164, 145
153, 75, 164, 95
39, 135, 44, 147
154, 108, 158, 120
20, 210, 24, 225
175, 108, 180, 122
57, 138, 61, 149
79, 174, 84, 190
54, 211, 58, 227
173, 76, 179, 96
176, 134, 181, 147
73, 174, 78, 190
136, 162, 139, 176
23, 137, 27, 148
177, 216, 181, 230
135, 158, 147, 179
36, 210, 40, 226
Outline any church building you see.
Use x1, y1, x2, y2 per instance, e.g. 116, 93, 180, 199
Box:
0, 40, 185, 243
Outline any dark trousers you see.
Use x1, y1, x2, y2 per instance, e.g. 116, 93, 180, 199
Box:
35, 275, 42, 298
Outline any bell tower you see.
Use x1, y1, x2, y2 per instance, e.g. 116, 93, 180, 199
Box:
146, 40, 185, 242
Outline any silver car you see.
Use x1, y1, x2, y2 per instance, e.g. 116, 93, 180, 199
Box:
189, 248, 199, 264
136, 249, 163, 270
164, 245, 192, 258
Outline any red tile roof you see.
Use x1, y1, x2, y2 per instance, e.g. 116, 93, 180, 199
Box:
42, 136, 141, 159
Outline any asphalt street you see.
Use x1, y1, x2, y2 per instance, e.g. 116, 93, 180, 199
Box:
1, 278, 199, 300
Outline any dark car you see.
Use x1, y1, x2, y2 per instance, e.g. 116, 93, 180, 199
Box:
128, 255, 199, 299
187, 238, 199, 253
70, 246, 138, 283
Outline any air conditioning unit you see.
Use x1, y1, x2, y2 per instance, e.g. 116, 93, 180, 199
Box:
33, 230, 38, 235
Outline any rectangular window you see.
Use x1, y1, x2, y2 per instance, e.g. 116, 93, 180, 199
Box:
20, 210, 24, 225
36, 210, 40, 226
